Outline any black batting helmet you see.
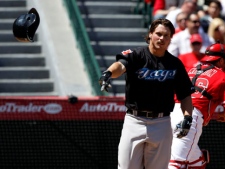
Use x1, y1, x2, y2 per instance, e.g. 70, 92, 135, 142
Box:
13, 8, 40, 42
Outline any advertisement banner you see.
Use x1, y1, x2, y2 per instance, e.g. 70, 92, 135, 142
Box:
0, 96, 126, 120
0, 96, 224, 121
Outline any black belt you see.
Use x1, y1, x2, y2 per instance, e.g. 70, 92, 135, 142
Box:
126, 109, 170, 118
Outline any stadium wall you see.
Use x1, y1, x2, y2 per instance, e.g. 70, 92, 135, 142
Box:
0, 96, 224, 169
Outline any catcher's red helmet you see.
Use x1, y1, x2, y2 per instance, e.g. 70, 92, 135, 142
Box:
201, 42, 225, 62
13, 8, 40, 42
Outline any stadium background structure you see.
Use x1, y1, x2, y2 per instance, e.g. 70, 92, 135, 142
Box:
0, 96, 224, 169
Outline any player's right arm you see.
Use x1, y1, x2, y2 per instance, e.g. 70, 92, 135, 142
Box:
99, 61, 126, 92
99, 48, 134, 92
107, 61, 126, 78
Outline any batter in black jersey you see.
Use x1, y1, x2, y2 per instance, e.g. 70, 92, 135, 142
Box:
99, 19, 194, 169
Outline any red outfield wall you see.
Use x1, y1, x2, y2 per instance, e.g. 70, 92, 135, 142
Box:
0, 96, 224, 121
0, 96, 126, 120
0, 96, 224, 169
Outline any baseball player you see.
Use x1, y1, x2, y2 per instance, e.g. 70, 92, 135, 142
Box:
99, 19, 194, 169
169, 42, 225, 169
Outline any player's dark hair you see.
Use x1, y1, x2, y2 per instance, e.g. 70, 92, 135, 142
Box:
145, 18, 175, 44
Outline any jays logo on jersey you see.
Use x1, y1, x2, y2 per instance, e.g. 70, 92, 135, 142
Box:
136, 68, 176, 81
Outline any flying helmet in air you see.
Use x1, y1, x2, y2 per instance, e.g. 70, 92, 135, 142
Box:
13, 8, 40, 42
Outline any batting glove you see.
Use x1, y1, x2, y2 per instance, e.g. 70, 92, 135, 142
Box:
176, 115, 193, 138
99, 70, 112, 92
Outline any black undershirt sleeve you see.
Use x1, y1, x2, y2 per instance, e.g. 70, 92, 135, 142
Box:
118, 59, 128, 67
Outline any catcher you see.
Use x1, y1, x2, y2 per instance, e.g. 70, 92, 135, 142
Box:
169, 42, 225, 169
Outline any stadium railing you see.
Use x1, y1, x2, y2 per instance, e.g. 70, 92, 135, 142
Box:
63, 0, 105, 96
134, 0, 153, 27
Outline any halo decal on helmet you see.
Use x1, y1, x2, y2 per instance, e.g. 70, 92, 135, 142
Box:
12, 8, 40, 42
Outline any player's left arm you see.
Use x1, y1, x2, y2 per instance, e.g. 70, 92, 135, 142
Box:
176, 96, 193, 138
180, 95, 193, 117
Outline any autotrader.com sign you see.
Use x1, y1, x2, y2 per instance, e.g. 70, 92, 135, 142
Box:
0, 102, 62, 114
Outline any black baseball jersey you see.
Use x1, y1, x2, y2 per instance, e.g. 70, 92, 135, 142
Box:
116, 46, 194, 112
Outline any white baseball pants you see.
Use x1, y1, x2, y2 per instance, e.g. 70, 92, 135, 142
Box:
169, 103, 204, 168
118, 113, 172, 169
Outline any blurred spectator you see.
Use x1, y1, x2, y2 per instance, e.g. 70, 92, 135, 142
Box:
178, 34, 205, 68
219, 0, 225, 17
168, 12, 214, 57
175, 12, 188, 34
166, 0, 198, 28
208, 17, 225, 43
198, 0, 224, 32
153, 0, 177, 20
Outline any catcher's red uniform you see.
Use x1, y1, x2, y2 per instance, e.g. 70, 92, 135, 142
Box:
188, 64, 225, 125
169, 64, 225, 168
